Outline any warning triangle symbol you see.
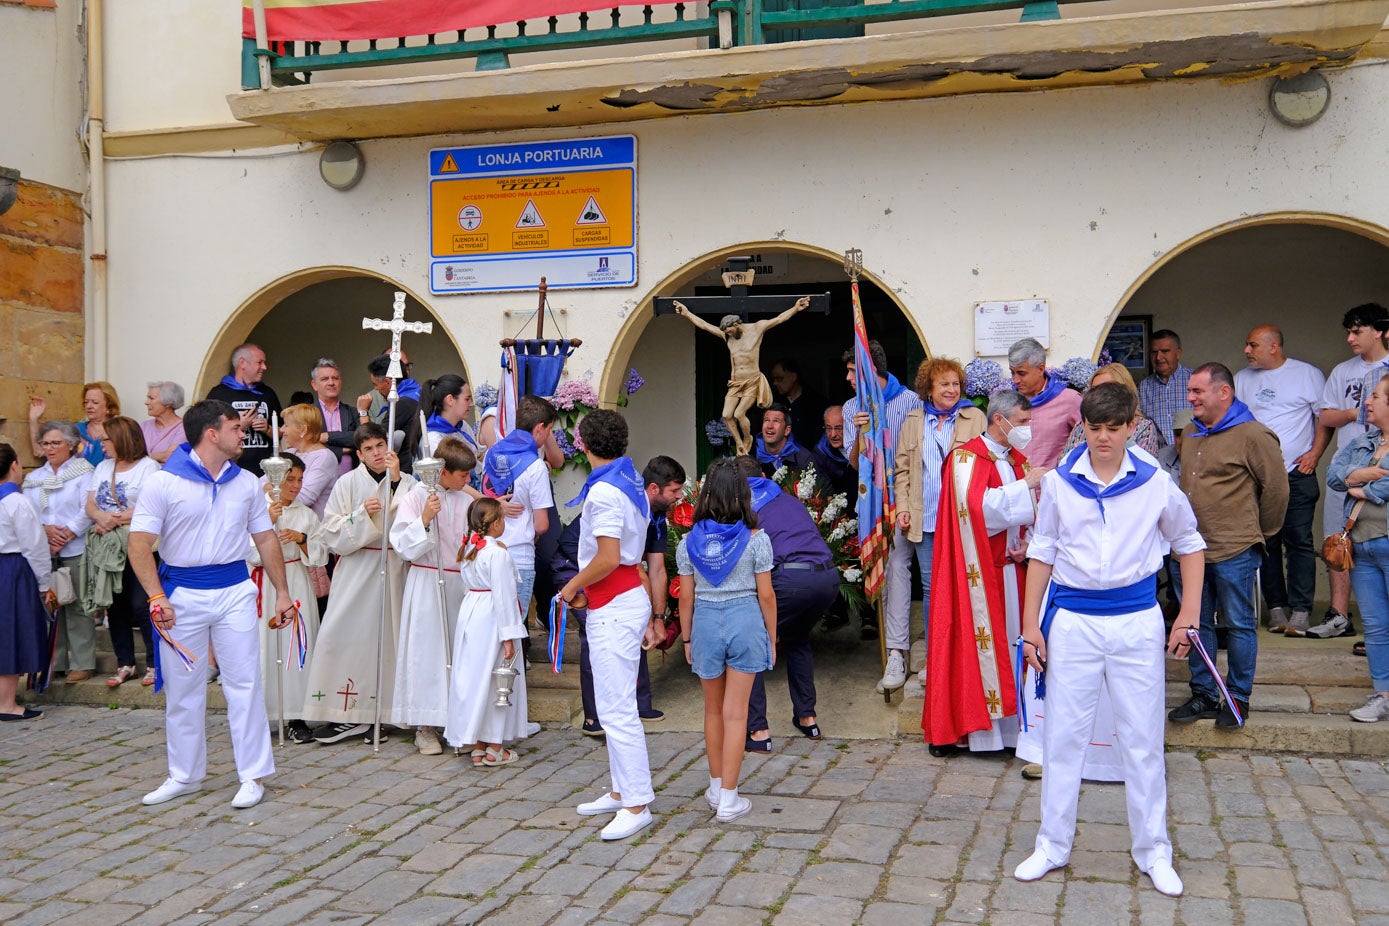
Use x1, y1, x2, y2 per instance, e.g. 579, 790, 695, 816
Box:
515, 200, 545, 229
576, 196, 607, 226
438, 153, 460, 173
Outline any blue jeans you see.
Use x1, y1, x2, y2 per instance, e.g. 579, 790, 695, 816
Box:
748, 566, 839, 731
1350, 537, 1389, 692
1260, 470, 1319, 612
1190, 545, 1260, 703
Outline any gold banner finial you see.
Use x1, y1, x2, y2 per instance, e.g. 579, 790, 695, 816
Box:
843, 248, 863, 281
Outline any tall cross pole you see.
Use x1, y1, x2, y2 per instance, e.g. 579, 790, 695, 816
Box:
360, 292, 433, 753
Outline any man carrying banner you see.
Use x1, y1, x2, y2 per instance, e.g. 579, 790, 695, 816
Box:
922, 390, 1044, 756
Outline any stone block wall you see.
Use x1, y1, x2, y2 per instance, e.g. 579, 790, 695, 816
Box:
0, 178, 86, 465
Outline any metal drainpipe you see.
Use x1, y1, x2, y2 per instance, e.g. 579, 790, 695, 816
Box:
252, 0, 272, 89
87, 0, 108, 380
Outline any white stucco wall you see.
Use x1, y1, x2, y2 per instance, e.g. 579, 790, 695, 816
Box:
100, 60, 1389, 426
0, 2, 87, 192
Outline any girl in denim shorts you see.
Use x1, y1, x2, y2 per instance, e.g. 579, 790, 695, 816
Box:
676, 459, 777, 823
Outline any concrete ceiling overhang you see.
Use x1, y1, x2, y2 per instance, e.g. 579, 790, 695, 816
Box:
226, 0, 1389, 142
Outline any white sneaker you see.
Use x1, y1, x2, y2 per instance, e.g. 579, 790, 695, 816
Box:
716, 794, 752, 823
577, 792, 624, 816
705, 786, 721, 811
1146, 861, 1184, 896
1013, 849, 1063, 882
141, 778, 202, 806
525, 721, 542, 737
1350, 691, 1389, 723
1305, 611, 1353, 639
876, 651, 907, 693
601, 807, 652, 840
232, 780, 264, 809
415, 727, 443, 756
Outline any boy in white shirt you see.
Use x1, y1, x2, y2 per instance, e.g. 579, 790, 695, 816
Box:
1016, 383, 1206, 897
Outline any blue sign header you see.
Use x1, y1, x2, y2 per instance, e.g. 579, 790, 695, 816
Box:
430, 136, 636, 177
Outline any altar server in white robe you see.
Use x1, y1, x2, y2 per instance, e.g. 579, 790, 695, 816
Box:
444, 496, 529, 766
302, 422, 416, 743
391, 437, 475, 754
249, 452, 326, 744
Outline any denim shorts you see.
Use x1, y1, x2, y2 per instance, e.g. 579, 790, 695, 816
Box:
689, 595, 772, 679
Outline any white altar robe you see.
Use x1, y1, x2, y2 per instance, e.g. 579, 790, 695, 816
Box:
249, 500, 326, 722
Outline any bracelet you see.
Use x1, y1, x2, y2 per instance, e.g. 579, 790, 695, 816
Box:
682, 638, 690, 644
147, 593, 167, 604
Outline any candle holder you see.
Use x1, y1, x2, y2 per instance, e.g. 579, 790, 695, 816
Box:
260, 456, 292, 503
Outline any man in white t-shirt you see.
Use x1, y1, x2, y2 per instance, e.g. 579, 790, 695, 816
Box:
1316, 304, 1389, 638
482, 394, 556, 623
1235, 325, 1332, 637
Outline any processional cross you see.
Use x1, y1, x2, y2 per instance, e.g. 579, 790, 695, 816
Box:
360, 291, 434, 753
653, 257, 831, 455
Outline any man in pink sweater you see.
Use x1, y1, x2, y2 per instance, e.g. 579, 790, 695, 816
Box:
1009, 338, 1083, 470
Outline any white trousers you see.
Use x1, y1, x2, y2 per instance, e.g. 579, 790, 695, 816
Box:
162, 582, 274, 785
587, 586, 654, 807
882, 527, 915, 652
1034, 605, 1170, 872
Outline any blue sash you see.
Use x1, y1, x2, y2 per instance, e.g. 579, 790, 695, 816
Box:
813, 434, 846, 464
158, 561, 251, 593
0, 483, 17, 502
484, 430, 540, 495
754, 434, 804, 467
567, 457, 650, 517
686, 519, 751, 587
748, 476, 781, 512
218, 375, 263, 396
1055, 445, 1157, 522
161, 444, 242, 501
1033, 575, 1157, 701
1027, 372, 1068, 409
1191, 398, 1257, 436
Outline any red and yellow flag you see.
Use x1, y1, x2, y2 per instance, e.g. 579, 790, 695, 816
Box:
243, 1, 651, 42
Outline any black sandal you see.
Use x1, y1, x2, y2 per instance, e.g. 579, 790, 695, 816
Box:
1354, 641, 1367, 657
745, 735, 773, 754
791, 717, 822, 740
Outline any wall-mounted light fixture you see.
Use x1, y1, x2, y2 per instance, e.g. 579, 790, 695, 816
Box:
0, 167, 20, 216
319, 141, 365, 191
1269, 71, 1331, 128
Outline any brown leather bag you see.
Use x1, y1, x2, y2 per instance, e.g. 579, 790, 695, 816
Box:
1322, 508, 1358, 573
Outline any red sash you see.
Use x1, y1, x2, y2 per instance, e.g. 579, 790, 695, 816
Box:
587, 563, 642, 611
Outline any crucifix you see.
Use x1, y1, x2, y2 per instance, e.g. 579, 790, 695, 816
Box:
653, 256, 831, 455
360, 291, 433, 753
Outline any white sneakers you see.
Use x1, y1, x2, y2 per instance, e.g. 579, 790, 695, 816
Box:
1146, 861, 1184, 896
1013, 850, 1063, 882
576, 792, 625, 816
876, 650, 907, 693
601, 808, 652, 841
1350, 691, 1389, 723
525, 721, 542, 737
232, 780, 265, 809
141, 778, 202, 806
715, 791, 751, 823
414, 727, 444, 756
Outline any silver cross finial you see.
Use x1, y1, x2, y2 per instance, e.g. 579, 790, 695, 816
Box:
362, 292, 434, 386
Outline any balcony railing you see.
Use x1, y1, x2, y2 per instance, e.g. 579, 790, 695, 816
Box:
242, 0, 1098, 90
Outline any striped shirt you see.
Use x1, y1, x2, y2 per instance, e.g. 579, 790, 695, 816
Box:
920, 412, 957, 529
1138, 365, 1192, 446
843, 387, 921, 464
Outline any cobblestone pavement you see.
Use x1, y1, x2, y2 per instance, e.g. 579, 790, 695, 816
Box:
2, 707, 1388, 925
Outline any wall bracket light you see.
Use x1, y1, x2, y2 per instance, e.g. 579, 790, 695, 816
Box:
1269, 71, 1331, 127
0, 167, 20, 216
319, 141, 365, 191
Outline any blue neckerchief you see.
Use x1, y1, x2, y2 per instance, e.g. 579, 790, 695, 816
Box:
425, 413, 459, 435
218, 374, 263, 396
924, 398, 974, 417
1054, 445, 1157, 522
1027, 372, 1069, 409
76, 421, 105, 466
881, 372, 907, 404
685, 519, 752, 587
567, 457, 650, 517
161, 444, 241, 500
748, 476, 781, 512
397, 378, 422, 402
483, 430, 540, 495
813, 434, 847, 463
1034, 575, 1157, 700
1192, 398, 1258, 436
754, 434, 803, 466
0, 483, 18, 502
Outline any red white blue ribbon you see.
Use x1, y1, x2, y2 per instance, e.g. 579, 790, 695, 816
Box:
151, 606, 199, 693
1185, 628, 1243, 726
291, 600, 309, 670
547, 595, 568, 674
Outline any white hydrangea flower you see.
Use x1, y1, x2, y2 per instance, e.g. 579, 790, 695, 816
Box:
842, 567, 862, 583
772, 465, 789, 484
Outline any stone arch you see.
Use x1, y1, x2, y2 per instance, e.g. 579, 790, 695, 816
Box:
196, 266, 469, 401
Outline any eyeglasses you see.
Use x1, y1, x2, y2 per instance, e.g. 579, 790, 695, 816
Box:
824, 425, 844, 433
39, 440, 66, 448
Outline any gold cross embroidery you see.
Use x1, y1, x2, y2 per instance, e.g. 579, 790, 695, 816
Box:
957, 503, 969, 522
966, 564, 982, 588
985, 689, 1001, 714
975, 626, 992, 652
955, 448, 971, 465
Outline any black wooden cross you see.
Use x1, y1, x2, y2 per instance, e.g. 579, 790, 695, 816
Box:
652, 255, 831, 320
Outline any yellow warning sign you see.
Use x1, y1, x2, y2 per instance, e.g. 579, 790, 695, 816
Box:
438, 154, 460, 174
431, 168, 632, 257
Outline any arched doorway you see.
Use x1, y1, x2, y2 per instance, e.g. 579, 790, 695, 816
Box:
197, 268, 469, 406
606, 243, 929, 472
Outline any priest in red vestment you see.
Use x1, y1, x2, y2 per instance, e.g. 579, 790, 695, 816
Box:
923, 390, 1045, 755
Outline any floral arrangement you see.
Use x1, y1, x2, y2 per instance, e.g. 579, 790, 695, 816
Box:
548, 370, 644, 473
662, 463, 867, 620
474, 381, 499, 410
704, 418, 733, 448
964, 358, 1003, 402
1059, 357, 1099, 391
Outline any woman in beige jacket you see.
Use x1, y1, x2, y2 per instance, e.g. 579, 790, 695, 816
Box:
892, 359, 987, 681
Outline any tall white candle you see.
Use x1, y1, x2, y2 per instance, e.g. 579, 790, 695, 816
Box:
420, 410, 429, 455
272, 411, 280, 457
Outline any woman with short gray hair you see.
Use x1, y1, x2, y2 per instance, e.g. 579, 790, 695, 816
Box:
142, 381, 186, 464
21, 421, 96, 683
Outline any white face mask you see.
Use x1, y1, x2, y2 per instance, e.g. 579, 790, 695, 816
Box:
1004, 421, 1033, 451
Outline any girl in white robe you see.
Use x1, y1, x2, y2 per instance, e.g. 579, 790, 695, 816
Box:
390, 437, 474, 750
250, 454, 326, 743
444, 497, 529, 766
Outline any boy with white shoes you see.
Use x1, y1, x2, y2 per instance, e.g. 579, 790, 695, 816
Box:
1015, 384, 1206, 897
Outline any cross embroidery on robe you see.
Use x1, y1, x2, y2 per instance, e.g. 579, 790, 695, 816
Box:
966, 564, 982, 588
337, 679, 358, 711
985, 689, 1002, 714
975, 626, 992, 652
957, 503, 969, 522
311, 690, 326, 701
